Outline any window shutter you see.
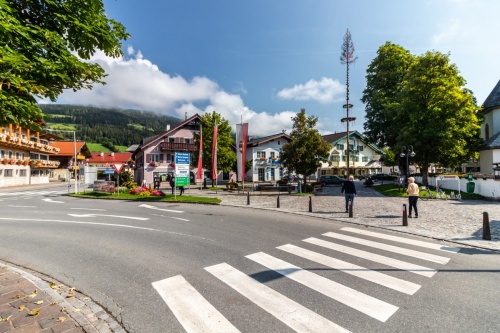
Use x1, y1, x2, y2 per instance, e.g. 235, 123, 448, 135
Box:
146, 154, 152, 163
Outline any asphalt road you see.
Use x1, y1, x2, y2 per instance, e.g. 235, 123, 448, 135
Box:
0, 185, 499, 333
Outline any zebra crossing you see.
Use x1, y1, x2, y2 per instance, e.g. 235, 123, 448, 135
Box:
152, 227, 459, 333
0, 190, 63, 201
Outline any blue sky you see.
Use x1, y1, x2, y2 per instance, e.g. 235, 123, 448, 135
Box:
51, 0, 500, 137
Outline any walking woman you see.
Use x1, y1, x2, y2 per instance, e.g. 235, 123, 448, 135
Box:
406, 177, 419, 218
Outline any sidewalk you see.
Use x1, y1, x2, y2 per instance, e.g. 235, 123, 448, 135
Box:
1, 184, 498, 333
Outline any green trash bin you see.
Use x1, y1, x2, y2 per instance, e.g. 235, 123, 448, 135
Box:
466, 182, 475, 193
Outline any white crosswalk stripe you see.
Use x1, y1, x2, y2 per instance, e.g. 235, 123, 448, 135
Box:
0, 190, 61, 198
152, 275, 241, 333
323, 232, 451, 264
205, 262, 352, 333
341, 227, 461, 253
303, 237, 437, 277
154, 229, 454, 332
246, 252, 398, 322
277, 243, 421, 295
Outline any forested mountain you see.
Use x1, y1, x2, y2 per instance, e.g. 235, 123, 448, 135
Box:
38, 104, 183, 150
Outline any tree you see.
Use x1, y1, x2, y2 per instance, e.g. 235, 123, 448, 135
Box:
0, 0, 129, 130
362, 42, 415, 148
193, 111, 236, 181
396, 51, 481, 185
280, 109, 331, 192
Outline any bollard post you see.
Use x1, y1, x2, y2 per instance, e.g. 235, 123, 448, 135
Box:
483, 212, 491, 240
277, 193, 280, 208
402, 204, 408, 226
348, 201, 353, 218
309, 196, 312, 212
247, 191, 250, 205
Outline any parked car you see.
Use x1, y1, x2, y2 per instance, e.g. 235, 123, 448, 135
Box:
319, 175, 345, 186
369, 173, 397, 182
358, 173, 370, 180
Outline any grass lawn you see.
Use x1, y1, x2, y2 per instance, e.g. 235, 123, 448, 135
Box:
368, 183, 484, 200
72, 190, 221, 204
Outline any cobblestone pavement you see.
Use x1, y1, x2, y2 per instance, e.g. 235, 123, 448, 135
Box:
197, 183, 500, 251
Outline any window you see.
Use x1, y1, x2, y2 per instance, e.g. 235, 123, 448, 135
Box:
8, 150, 13, 159
336, 144, 344, 150
184, 138, 191, 144
151, 154, 160, 162
342, 156, 346, 162
15, 152, 20, 160
222, 171, 230, 181
168, 137, 175, 143
330, 155, 339, 162
257, 151, 266, 158
19, 170, 27, 177
270, 152, 275, 159
278, 140, 281, 146
0, 149, 4, 159
5, 169, 13, 177
166, 153, 172, 162
485, 124, 489, 140
362, 156, 368, 162
358, 146, 364, 151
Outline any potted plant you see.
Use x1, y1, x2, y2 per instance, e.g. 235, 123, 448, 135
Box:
2, 158, 8, 165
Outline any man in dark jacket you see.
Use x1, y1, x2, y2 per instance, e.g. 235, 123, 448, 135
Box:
341, 175, 357, 212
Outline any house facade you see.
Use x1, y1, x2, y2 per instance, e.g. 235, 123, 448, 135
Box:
132, 114, 201, 186
245, 133, 291, 182
0, 124, 61, 187
48, 141, 92, 181
479, 79, 500, 174
320, 131, 385, 177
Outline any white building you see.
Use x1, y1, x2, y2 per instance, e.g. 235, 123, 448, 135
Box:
245, 133, 291, 182
319, 131, 385, 177
479, 79, 500, 174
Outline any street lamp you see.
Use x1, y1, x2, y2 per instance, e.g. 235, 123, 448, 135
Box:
45, 129, 78, 194
400, 145, 416, 187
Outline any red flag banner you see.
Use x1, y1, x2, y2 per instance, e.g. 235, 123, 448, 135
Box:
197, 126, 203, 180
211, 125, 218, 180
241, 123, 248, 180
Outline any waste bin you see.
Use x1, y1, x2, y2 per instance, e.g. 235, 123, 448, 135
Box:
466, 182, 475, 193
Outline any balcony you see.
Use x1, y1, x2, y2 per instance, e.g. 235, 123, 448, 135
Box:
29, 159, 61, 168
159, 142, 197, 152
0, 133, 60, 154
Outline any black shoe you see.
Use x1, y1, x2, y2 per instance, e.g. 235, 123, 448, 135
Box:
415, 215, 418, 218
345, 210, 349, 213
408, 215, 412, 218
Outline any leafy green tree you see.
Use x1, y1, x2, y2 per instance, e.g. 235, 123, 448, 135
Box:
0, 0, 129, 130
280, 109, 331, 192
396, 51, 481, 184
193, 111, 236, 180
362, 42, 415, 148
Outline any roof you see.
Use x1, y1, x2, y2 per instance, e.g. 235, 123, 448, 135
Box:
322, 131, 384, 154
139, 114, 202, 150
482, 79, 500, 111
50, 141, 92, 157
479, 131, 500, 150
87, 152, 133, 164
247, 133, 291, 147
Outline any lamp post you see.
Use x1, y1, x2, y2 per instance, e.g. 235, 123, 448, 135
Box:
45, 129, 78, 194
400, 145, 415, 187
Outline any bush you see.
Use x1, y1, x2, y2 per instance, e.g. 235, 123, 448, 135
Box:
130, 186, 149, 195
115, 186, 128, 193
122, 180, 138, 189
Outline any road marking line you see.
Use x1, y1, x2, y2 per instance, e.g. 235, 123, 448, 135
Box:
41, 198, 64, 203
139, 204, 184, 213
304, 238, 436, 277
323, 232, 450, 264
205, 262, 351, 333
70, 208, 106, 211
152, 275, 241, 333
7, 205, 37, 208
277, 244, 420, 295
246, 252, 398, 322
67, 213, 149, 220
341, 227, 461, 253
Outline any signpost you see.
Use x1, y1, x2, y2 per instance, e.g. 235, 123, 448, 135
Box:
175, 152, 190, 198
113, 164, 124, 194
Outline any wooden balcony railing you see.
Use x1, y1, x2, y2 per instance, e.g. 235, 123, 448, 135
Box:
159, 142, 197, 152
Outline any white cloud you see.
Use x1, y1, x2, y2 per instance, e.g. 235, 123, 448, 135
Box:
432, 19, 461, 45
50, 48, 294, 137
277, 77, 345, 104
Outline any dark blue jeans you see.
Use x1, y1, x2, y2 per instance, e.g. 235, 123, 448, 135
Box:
409, 196, 418, 216
345, 193, 355, 211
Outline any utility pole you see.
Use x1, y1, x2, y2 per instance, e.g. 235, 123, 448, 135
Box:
340, 29, 357, 177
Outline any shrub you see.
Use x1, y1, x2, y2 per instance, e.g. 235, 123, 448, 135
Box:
122, 180, 138, 189
130, 186, 149, 195
151, 190, 165, 196
138, 190, 151, 197
115, 186, 128, 193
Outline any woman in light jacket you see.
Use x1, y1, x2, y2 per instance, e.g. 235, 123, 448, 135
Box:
406, 177, 419, 218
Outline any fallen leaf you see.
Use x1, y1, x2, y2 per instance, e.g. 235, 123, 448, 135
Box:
58, 317, 66, 323
34, 300, 44, 305
28, 308, 41, 316
28, 290, 38, 298
83, 297, 90, 301
73, 309, 81, 312
68, 287, 76, 292
13, 293, 24, 299
61, 307, 67, 313
50, 301, 57, 306
19, 305, 25, 311
49, 282, 57, 289
66, 293, 75, 298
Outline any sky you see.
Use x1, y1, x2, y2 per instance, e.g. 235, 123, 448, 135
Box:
49, 0, 500, 137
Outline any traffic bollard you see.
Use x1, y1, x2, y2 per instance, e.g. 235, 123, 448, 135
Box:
348, 202, 353, 218
483, 212, 491, 240
309, 196, 312, 212
402, 204, 408, 226
277, 193, 280, 208
247, 191, 250, 205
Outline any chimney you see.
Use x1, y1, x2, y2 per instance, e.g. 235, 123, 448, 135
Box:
111, 152, 114, 156
166, 124, 171, 131
100, 152, 103, 157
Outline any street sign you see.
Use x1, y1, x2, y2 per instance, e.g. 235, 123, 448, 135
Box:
175, 152, 190, 187
343, 104, 353, 108
113, 163, 123, 173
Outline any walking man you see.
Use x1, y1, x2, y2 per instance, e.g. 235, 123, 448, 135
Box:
341, 175, 357, 213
